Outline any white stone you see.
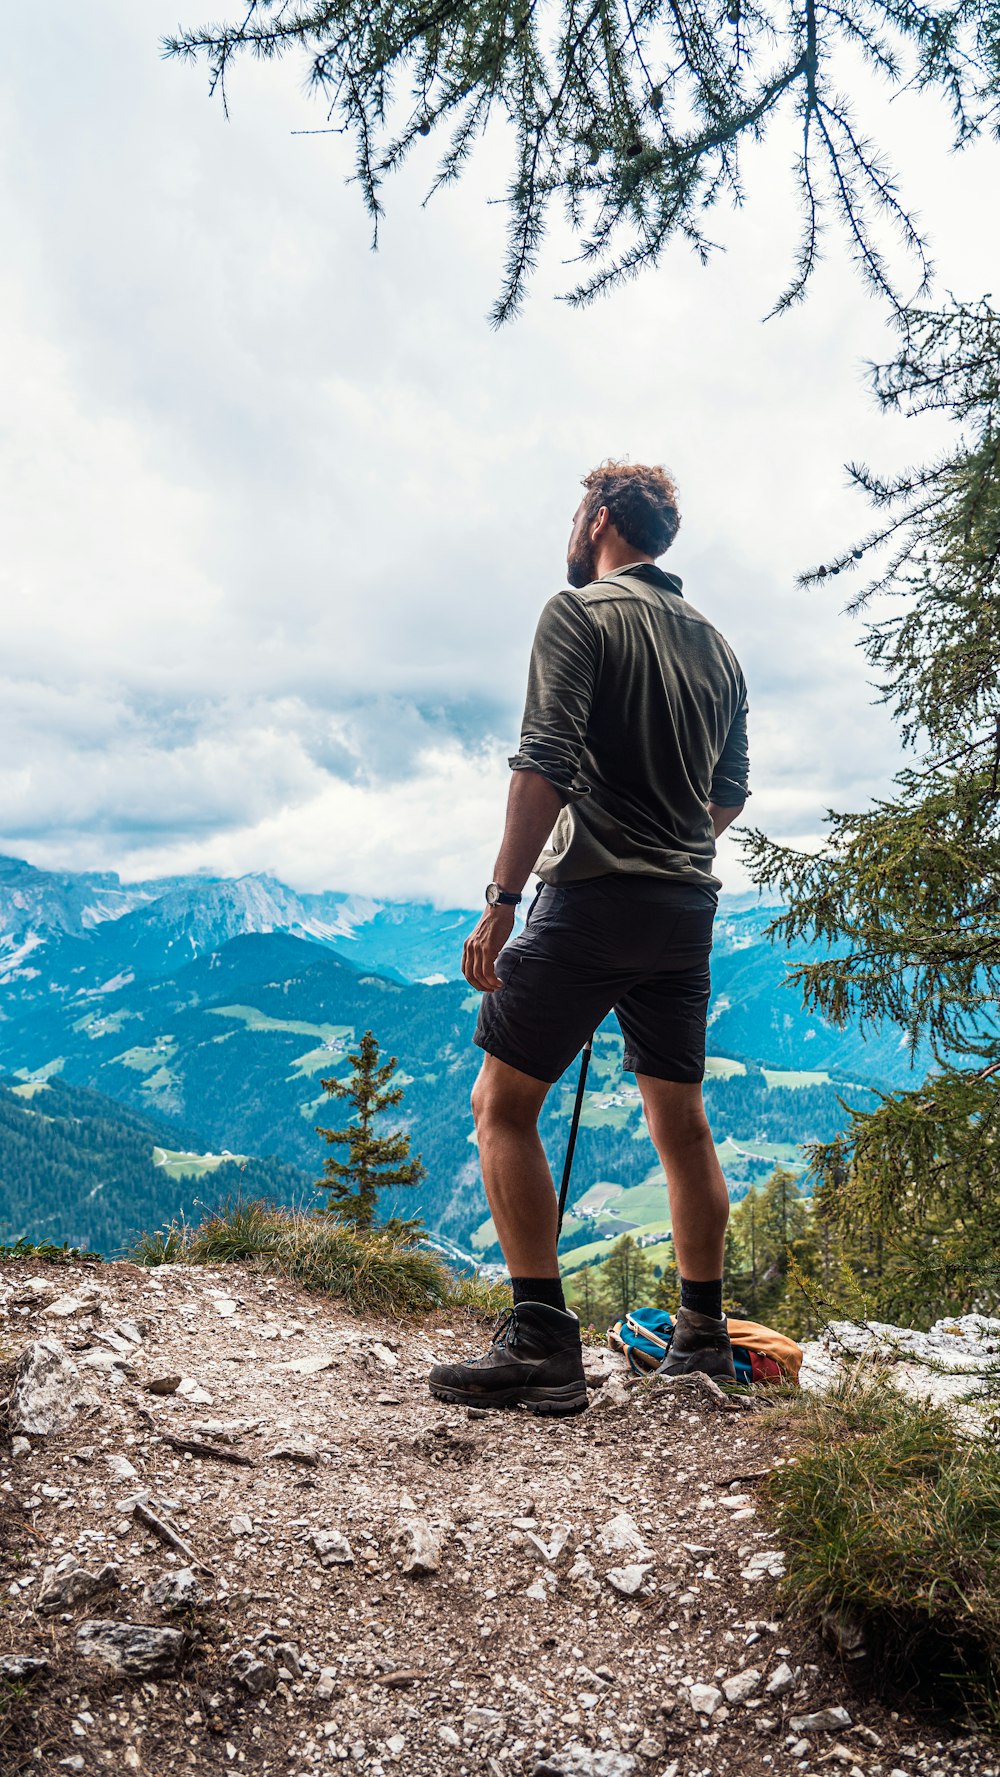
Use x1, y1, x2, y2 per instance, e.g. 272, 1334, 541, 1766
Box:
229, 1514, 254, 1538
525, 1524, 576, 1567
689, 1683, 724, 1717
399, 1519, 441, 1576
598, 1512, 653, 1561
722, 1666, 761, 1703
213, 1298, 239, 1317
553, 1745, 638, 1776
11, 1436, 31, 1459
605, 1563, 653, 1597
105, 1454, 139, 1482
789, 1706, 853, 1733
176, 1378, 214, 1404
77, 1619, 186, 1675
11, 1339, 97, 1435
765, 1660, 795, 1695
370, 1343, 399, 1370
312, 1530, 354, 1567
269, 1353, 337, 1376
41, 1286, 104, 1319
438, 1726, 461, 1748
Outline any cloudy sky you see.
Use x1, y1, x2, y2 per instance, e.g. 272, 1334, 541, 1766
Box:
1, 7, 994, 906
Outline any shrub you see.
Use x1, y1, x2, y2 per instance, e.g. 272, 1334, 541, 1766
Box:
127, 1198, 498, 1318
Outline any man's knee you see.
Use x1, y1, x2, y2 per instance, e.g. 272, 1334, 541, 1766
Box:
471, 1061, 543, 1133
640, 1080, 712, 1152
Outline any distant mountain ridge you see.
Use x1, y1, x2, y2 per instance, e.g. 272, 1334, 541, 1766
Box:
0, 854, 476, 990
0, 852, 929, 1260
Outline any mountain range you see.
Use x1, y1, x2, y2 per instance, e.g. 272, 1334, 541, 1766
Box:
0, 854, 924, 1260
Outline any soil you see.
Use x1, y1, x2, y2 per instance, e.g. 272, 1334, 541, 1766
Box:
0, 1259, 994, 1777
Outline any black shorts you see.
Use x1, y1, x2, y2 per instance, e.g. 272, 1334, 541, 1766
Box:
474, 876, 717, 1085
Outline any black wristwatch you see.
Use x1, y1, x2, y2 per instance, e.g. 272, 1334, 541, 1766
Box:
485, 882, 522, 907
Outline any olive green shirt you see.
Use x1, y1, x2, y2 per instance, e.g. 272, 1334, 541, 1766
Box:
509, 563, 750, 892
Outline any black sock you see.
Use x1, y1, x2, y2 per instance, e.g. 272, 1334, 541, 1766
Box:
680, 1276, 723, 1320
511, 1276, 567, 1313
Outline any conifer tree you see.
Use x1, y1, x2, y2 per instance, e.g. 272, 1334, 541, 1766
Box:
596, 1232, 654, 1321
744, 299, 1000, 1322
316, 1029, 426, 1230
163, 1, 998, 321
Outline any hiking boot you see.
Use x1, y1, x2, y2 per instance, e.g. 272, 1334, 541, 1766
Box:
657, 1306, 737, 1381
428, 1302, 588, 1416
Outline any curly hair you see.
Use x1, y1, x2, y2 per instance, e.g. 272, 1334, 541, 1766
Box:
580, 460, 681, 557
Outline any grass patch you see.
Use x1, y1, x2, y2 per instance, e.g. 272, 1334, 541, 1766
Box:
0, 1236, 102, 1264
767, 1368, 1000, 1724
127, 1198, 506, 1319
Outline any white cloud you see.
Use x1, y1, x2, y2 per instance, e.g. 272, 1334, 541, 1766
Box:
0, 6, 994, 905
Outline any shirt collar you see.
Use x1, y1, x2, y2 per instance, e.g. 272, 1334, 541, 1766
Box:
600, 562, 684, 599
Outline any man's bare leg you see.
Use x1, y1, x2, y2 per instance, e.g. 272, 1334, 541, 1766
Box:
427, 1054, 586, 1414
634, 1074, 735, 1376
636, 1075, 729, 1278
470, 1054, 557, 1276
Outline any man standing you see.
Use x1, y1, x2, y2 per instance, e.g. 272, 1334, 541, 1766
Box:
429, 461, 750, 1414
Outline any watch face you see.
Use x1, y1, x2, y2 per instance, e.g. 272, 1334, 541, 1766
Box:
485, 883, 500, 906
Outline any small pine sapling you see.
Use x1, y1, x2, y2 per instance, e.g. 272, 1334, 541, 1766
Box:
316, 1029, 425, 1232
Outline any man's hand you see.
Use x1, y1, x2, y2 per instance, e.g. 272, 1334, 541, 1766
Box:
462, 905, 516, 992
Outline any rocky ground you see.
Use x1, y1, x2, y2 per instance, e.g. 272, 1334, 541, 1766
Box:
0, 1259, 994, 1777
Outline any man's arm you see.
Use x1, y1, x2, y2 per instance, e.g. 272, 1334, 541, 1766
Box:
463, 593, 599, 993
709, 800, 745, 840
462, 770, 563, 992
709, 679, 750, 842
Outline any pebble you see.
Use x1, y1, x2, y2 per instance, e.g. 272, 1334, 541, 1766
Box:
266, 1439, 320, 1467
605, 1563, 653, 1597
399, 1518, 442, 1576
765, 1660, 795, 1695
789, 1705, 853, 1732
39, 1557, 120, 1614
147, 1567, 203, 1610
270, 1353, 337, 1376
722, 1666, 762, 1702
228, 1648, 277, 1694
689, 1683, 724, 1717
598, 1512, 653, 1560
76, 1619, 187, 1676
0, 1655, 51, 1680
547, 1746, 638, 1776
312, 1529, 354, 1567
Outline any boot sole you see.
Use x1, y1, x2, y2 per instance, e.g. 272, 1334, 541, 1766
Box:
429, 1380, 589, 1417
657, 1354, 737, 1380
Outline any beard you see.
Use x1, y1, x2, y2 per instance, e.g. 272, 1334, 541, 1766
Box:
566, 532, 598, 589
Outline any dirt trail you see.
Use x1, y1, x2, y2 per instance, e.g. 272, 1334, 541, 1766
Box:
0, 1261, 991, 1777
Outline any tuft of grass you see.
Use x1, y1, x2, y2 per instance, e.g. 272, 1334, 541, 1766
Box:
445, 1273, 513, 1319
128, 1198, 455, 1316
767, 1366, 1000, 1724
0, 1236, 102, 1264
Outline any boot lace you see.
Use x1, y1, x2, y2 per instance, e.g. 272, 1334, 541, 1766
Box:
489, 1307, 520, 1349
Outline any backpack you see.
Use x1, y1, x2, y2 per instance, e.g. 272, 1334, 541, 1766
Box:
608, 1306, 802, 1386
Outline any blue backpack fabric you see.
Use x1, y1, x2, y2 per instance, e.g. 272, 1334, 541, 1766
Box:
614, 1306, 755, 1385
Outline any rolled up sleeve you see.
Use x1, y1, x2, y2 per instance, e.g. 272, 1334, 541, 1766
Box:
710, 681, 751, 807
508, 593, 600, 802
